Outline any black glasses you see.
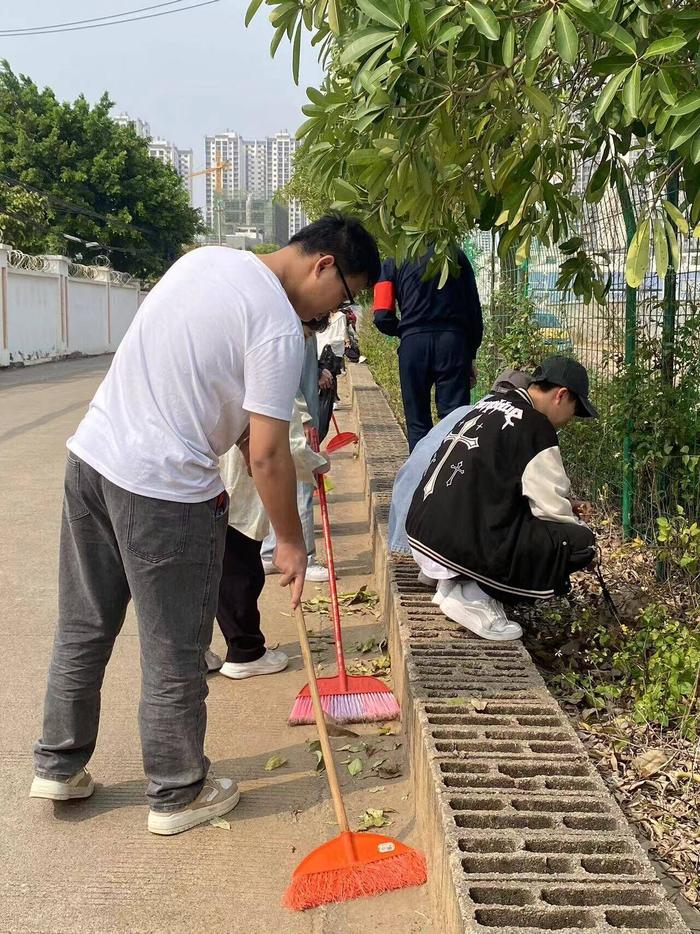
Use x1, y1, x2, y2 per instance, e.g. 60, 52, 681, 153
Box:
335, 262, 355, 310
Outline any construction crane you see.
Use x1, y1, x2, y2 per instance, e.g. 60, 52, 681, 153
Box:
188, 162, 229, 243
188, 161, 229, 193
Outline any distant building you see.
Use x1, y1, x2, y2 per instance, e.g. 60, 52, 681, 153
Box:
213, 191, 289, 246
114, 112, 193, 205
204, 129, 306, 240
114, 112, 150, 138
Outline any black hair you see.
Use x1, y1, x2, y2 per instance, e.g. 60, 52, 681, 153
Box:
305, 315, 330, 333
289, 212, 381, 287
532, 380, 572, 397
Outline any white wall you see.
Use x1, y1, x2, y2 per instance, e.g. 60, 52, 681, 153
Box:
0, 246, 141, 367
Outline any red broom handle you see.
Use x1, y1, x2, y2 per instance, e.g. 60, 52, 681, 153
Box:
309, 428, 348, 692
293, 598, 350, 834
332, 413, 341, 435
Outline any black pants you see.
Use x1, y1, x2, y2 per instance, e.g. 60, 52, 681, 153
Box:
478, 521, 596, 605
216, 526, 266, 663
398, 331, 473, 451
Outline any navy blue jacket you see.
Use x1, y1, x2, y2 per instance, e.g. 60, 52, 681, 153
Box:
372, 248, 483, 352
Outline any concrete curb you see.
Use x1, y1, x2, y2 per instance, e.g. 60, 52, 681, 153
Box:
347, 363, 690, 934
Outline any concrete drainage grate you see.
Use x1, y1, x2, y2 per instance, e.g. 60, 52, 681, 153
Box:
348, 366, 690, 934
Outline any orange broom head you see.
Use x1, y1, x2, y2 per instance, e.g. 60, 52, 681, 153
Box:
283, 830, 427, 911
288, 674, 400, 725
325, 431, 359, 454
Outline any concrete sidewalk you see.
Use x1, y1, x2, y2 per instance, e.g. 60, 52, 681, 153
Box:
0, 357, 430, 934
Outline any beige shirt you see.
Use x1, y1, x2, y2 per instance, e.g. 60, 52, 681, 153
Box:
219, 404, 328, 541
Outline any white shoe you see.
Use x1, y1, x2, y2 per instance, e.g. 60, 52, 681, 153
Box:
358, 355, 367, 364
148, 774, 240, 836
205, 649, 223, 672
306, 561, 330, 582
30, 767, 94, 801
417, 571, 437, 589
262, 559, 278, 575
432, 578, 458, 607
440, 581, 523, 641
219, 648, 289, 680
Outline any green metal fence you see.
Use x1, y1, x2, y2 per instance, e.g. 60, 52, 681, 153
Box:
469, 184, 700, 540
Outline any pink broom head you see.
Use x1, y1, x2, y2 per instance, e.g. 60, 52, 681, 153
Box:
288, 675, 400, 726
283, 831, 427, 911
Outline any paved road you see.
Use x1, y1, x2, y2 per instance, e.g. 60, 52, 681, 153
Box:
0, 357, 430, 934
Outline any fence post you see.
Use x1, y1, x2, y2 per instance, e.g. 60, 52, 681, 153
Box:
43, 254, 71, 355
0, 244, 9, 366
618, 178, 637, 540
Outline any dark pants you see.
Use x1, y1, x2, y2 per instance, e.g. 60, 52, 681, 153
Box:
34, 456, 228, 811
216, 526, 266, 663
478, 521, 596, 605
398, 331, 473, 450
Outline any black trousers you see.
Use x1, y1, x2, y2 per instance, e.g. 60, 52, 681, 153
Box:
398, 331, 473, 451
216, 526, 266, 663
479, 521, 596, 605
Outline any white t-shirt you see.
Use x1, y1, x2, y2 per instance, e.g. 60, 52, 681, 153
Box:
317, 310, 347, 358
68, 247, 304, 503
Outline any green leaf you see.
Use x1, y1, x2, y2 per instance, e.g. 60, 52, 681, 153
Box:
670, 91, 700, 118
245, 0, 265, 28
603, 22, 637, 56
328, 0, 340, 34
663, 200, 689, 235
525, 8, 554, 59
693, 222, 700, 238
669, 112, 700, 151
347, 757, 364, 776
463, 1, 500, 40
346, 148, 380, 165
502, 21, 515, 67
622, 64, 641, 117
357, 0, 402, 29
591, 54, 635, 76
264, 754, 288, 771
593, 67, 631, 122
653, 218, 669, 279
560, 236, 584, 254
656, 70, 677, 106
438, 256, 450, 289
625, 217, 650, 288
555, 9, 579, 64
566, 0, 594, 11
691, 130, 700, 165
436, 23, 462, 45
665, 218, 680, 269
333, 178, 359, 201
341, 27, 395, 63
516, 233, 531, 265
524, 85, 554, 117
292, 20, 302, 85
270, 23, 286, 56
408, 0, 429, 46
643, 33, 687, 58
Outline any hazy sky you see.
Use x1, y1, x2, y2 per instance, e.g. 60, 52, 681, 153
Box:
1, 0, 324, 210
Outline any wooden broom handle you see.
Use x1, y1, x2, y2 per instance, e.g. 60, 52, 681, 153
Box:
293, 599, 350, 833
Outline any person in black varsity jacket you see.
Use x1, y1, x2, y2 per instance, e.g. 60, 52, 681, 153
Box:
405, 356, 597, 641
373, 245, 483, 451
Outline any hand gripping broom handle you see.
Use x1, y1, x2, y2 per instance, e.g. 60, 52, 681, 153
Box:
293, 598, 350, 834
309, 428, 348, 691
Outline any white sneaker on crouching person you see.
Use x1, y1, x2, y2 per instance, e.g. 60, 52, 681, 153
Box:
432, 578, 459, 607
204, 649, 223, 672
219, 648, 289, 680
440, 580, 523, 641
30, 767, 95, 801
147, 774, 240, 836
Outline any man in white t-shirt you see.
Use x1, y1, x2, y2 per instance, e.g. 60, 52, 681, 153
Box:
30, 213, 380, 836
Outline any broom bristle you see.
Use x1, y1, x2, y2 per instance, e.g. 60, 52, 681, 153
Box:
289, 692, 401, 726
283, 849, 427, 911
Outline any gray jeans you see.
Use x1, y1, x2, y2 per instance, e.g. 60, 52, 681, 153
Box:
33, 456, 228, 812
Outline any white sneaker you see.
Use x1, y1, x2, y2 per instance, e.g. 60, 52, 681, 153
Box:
219, 648, 289, 680
440, 580, 523, 641
205, 649, 223, 672
358, 355, 367, 364
30, 767, 94, 801
148, 774, 240, 836
417, 571, 437, 589
432, 578, 458, 607
306, 561, 330, 582
262, 559, 278, 575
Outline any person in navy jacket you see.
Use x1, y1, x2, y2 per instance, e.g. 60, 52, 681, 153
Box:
373, 245, 483, 450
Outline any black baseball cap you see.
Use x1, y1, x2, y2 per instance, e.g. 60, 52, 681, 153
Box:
530, 356, 598, 418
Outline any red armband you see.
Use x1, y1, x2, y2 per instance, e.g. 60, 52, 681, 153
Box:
373, 280, 395, 313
